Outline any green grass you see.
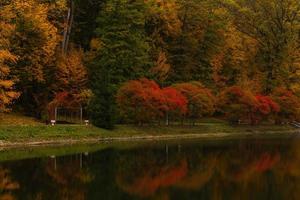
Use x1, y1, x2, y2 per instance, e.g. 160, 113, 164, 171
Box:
0, 113, 297, 143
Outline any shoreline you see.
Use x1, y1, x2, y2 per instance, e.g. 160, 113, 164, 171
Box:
0, 130, 298, 150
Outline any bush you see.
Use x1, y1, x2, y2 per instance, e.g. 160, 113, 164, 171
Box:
173, 82, 216, 123
271, 88, 300, 123
116, 78, 187, 124
218, 86, 280, 124
254, 95, 280, 123
218, 86, 256, 124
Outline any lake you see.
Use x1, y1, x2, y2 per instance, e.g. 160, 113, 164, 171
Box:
0, 137, 299, 200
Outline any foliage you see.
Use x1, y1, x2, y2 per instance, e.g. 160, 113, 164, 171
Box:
161, 87, 187, 114
0, 4, 20, 112
93, 0, 152, 84
56, 48, 88, 93
217, 86, 258, 124
173, 82, 216, 122
1, 0, 300, 126
223, 0, 300, 93
271, 88, 300, 122
7, 0, 60, 116
218, 86, 281, 124
116, 78, 187, 124
88, 65, 116, 129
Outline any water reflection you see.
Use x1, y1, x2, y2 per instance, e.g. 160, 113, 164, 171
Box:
0, 139, 300, 200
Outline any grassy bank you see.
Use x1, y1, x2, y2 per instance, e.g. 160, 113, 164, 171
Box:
0, 113, 298, 148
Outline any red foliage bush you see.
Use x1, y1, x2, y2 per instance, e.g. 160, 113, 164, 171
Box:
218, 86, 279, 124
173, 82, 216, 121
255, 95, 280, 115
218, 86, 257, 123
116, 78, 187, 124
271, 87, 300, 122
162, 87, 187, 114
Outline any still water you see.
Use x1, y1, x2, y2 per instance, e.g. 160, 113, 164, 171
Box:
1, 138, 300, 200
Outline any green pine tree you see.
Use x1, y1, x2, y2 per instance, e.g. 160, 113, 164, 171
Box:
89, 0, 152, 129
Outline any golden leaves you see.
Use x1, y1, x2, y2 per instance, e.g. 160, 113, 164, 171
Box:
0, 5, 19, 112
10, 0, 59, 83
56, 48, 88, 93
151, 51, 171, 81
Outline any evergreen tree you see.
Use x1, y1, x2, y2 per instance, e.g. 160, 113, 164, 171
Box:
89, 64, 115, 129
89, 0, 152, 129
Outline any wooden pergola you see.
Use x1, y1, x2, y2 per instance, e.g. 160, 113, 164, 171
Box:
48, 92, 87, 124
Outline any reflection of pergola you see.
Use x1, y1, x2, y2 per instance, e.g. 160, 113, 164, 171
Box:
48, 92, 86, 124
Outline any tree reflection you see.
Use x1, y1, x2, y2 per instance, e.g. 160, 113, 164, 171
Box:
114, 140, 300, 199
116, 150, 188, 198
45, 157, 94, 200
0, 167, 19, 200
1, 139, 300, 199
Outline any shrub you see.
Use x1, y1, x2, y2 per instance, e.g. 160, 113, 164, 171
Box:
218, 86, 281, 124
254, 95, 280, 123
271, 88, 300, 123
173, 82, 216, 123
116, 78, 187, 124
217, 86, 257, 124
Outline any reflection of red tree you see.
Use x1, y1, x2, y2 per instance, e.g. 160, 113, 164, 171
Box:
116, 159, 188, 197
254, 153, 280, 172
175, 157, 217, 190
234, 152, 280, 181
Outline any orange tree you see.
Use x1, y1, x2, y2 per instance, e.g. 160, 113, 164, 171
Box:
116, 78, 187, 124
271, 88, 300, 123
161, 87, 187, 125
116, 78, 163, 124
254, 95, 280, 123
217, 86, 258, 124
218, 86, 280, 124
172, 82, 216, 124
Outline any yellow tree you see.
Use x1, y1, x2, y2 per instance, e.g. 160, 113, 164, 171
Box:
223, 0, 300, 93
56, 48, 88, 94
210, 23, 261, 92
0, 3, 19, 112
8, 0, 59, 115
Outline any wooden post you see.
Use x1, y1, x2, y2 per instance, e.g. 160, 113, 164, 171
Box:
165, 112, 169, 126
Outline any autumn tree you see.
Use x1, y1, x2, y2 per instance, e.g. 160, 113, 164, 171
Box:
165, 0, 227, 84
173, 82, 216, 124
161, 87, 187, 125
224, 0, 300, 93
210, 24, 260, 90
0, 3, 19, 112
217, 86, 258, 124
56, 47, 88, 93
8, 0, 59, 116
272, 88, 300, 123
116, 78, 187, 125
255, 95, 280, 123
116, 79, 165, 124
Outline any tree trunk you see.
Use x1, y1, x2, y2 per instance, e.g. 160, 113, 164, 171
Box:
165, 112, 169, 126
62, 0, 75, 54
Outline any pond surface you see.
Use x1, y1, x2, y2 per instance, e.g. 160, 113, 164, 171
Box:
1, 138, 300, 200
